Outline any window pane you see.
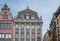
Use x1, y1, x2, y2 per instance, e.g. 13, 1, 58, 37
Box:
26, 16, 30, 19
0, 34, 1, 38
9, 34, 11, 38
6, 34, 9, 38
21, 16, 24, 19
0, 23, 4, 29
2, 34, 4, 38
6, 23, 12, 29
15, 24, 19, 28
3, 15, 8, 19
31, 17, 34, 19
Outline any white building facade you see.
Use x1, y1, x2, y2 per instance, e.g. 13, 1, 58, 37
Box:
14, 7, 43, 41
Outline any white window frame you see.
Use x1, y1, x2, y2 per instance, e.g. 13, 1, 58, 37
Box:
9, 34, 11, 38
26, 16, 30, 19
0, 34, 1, 38
2, 34, 4, 38
6, 34, 9, 38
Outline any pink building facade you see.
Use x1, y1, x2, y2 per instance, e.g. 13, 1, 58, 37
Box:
0, 4, 14, 41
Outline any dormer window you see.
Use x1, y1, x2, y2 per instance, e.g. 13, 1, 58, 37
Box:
31, 16, 34, 19
20, 16, 24, 19
3, 15, 8, 19
26, 16, 30, 19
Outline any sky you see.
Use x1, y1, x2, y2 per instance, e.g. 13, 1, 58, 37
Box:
0, 0, 60, 37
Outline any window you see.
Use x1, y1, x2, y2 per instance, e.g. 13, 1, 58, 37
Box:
15, 38, 19, 41
5, 34, 11, 40
31, 34, 35, 39
0, 23, 4, 29
26, 34, 30, 38
9, 34, 11, 38
15, 34, 19, 38
0, 34, 1, 38
6, 34, 9, 39
21, 16, 24, 19
15, 32, 19, 34
26, 28, 30, 34
0, 34, 11, 40
31, 25, 35, 34
6, 23, 12, 29
0, 23, 12, 29
0, 34, 1, 40
32, 39, 35, 41
26, 16, 30, 19
26, 39, 30, 41
31, 16, 34, 19
21, 34, 24, 38
3, 15, 8, 19
21, 27, 24, 34
2, 34, 4, 38
37, 37, 41, 41
15, 24, 19, 28
21, 38, 24, 41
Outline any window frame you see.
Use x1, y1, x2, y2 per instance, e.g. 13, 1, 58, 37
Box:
3, 15, 8, 19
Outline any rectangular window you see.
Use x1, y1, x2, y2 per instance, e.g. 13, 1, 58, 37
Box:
3, 15, 8, 19
31, 28, 35, 34
5, 34, 11, 40
0, 33, 11, 40
31, 16, 34, 19
21, 34, 24, 38
32, 39, 35, 41
26, 28, 30, 34
5, 23, 12, 29
26, 34, 30, 38
26, 16, 30, 19
21, 27, 24, 34
5, 34, 8, 39
2, 34, 4, 38
37, 37, 41, 41
0, 34, 1, 40
21, 16, 24, 19
15, 34, 19, 38
15, 38, 19, 41
1, 34, 4, 40
26, 39, 30, 41
0, 23, 4, 29
0, 34, 1, 38
21, 38, 24, 41
9, 34, 11, 38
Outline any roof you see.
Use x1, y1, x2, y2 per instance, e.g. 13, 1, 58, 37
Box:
18, 6, 37, 13
55, 6, 60, 18
2, 3, 10, 10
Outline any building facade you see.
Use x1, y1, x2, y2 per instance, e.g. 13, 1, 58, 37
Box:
45, 6, 60, 41
49, 13, 56, 41
55, 6, 60, 41
0, 4, 14, 41
14, 7, 43, 41
43, 30, 51, 41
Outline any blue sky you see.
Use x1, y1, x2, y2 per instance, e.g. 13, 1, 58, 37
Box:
0, 0, 60, 37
